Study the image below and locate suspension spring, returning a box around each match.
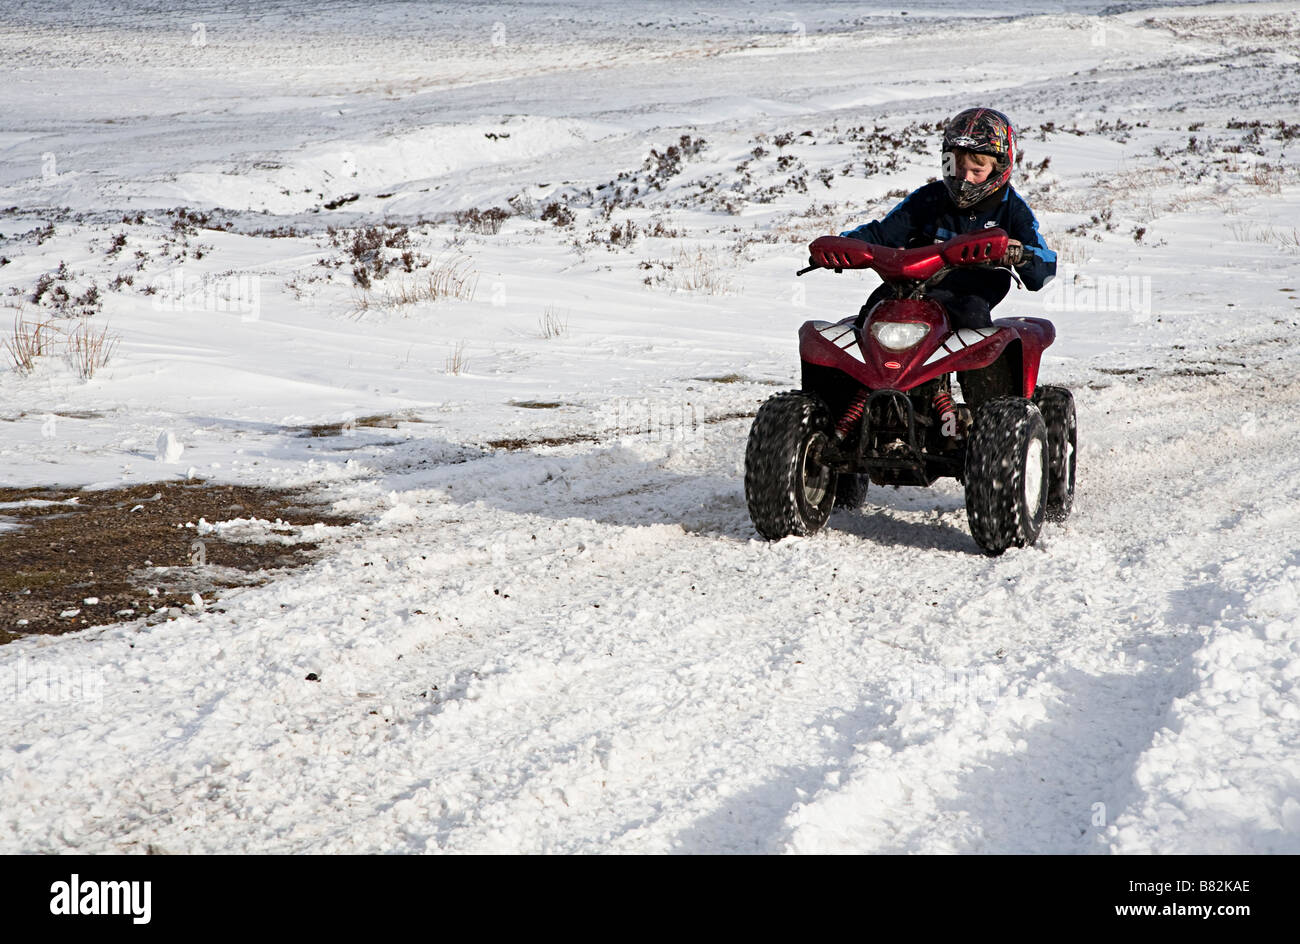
[836,387,870,438]
[932,389,961,437]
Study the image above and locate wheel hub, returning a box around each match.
[1024,437,1044,517]
[800,432,832,507]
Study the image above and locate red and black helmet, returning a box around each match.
[941,107,1016,209]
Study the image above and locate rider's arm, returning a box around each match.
[1006,193,1057,291]
[839,186,927,248]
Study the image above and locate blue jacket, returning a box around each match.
[840,182,1056,291]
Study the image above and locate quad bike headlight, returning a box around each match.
[870,321,930,351]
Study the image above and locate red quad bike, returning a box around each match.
[744,228,1076,555]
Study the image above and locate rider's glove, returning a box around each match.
[809,248,845,273]
[1004,243,1025,267]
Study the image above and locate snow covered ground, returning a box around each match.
[1,0,1298,853]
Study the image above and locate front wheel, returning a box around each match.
[745,391,838,540]
[964,397,1049,555]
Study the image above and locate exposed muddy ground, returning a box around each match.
[0,481,357,644]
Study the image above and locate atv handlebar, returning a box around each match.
[799,228,1018,281]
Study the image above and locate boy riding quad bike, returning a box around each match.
[743,109,1074,555]
[842,107,1058,329]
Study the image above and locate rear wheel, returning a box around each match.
[745,391,838,539]
[1034,386,1076,521]
[964,397,1049,555]
[834,472,869,509]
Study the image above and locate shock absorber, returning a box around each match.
[932,388,962,439]
[836,387,869,439]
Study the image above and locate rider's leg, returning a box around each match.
[855,282,894,327]
[931,289,993,330]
